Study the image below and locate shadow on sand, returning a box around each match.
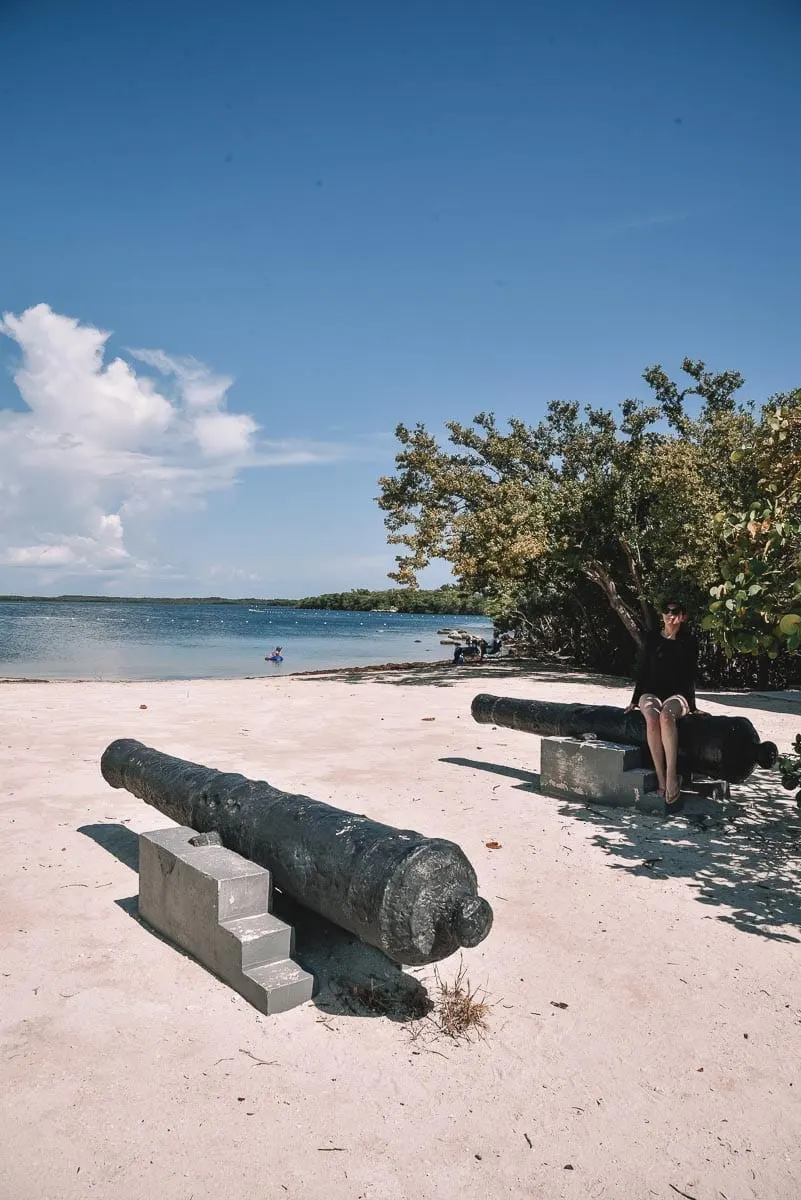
[78,822,430,1021]
[440,756,542,791]
[442,759,801,943]
[565,771,801,942]
[290,658,629,690]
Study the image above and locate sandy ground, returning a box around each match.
[2,660,801,1200]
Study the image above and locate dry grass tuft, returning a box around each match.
[430,958,491,1041]
[330,961,492,1042]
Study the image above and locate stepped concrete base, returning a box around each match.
[138,826,314,1015]
[540,736,672,813]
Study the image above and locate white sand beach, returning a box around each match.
[2,662,800,1199]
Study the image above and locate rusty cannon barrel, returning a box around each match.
[471,694,778,784]
[101,738,492,966]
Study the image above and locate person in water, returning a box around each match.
[625,599,698,812]
[265,645,283,663]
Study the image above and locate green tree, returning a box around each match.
[378,360,753,666]
[704,390,801,657]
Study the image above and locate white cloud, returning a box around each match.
[208,564,262,584]
[127,348,233,411]
[194,411,258,458]
[127,346,256,457]
[2,306,173,449]
[0,303,347,584]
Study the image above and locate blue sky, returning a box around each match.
[0,0,799,597]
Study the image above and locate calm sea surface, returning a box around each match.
[0,601,491,681]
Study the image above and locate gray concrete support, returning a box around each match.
[138,825,313,1015]
[539,736,665,813]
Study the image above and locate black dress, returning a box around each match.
[630,631,697,712]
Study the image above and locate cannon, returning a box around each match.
[471,695,778,784]
[101,739,493,966]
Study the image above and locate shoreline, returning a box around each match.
[4,656,799,710]
[0,658,445,685]
[0,654,538,686]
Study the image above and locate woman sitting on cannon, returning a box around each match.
[625,599,699,812]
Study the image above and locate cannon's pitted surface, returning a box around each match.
[101,738,493,965]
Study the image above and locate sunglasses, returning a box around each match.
[662,605,684,615]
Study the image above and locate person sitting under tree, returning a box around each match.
[624,599,699,814]
[452,635,488,665]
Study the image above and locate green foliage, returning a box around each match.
[778,734,801,792]
[377,359,755,673]
[293,587,486,615]
[703,391,801,657]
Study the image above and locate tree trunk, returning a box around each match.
[584,561,646,651]
[570,596,604,661]
[618,536,653,628]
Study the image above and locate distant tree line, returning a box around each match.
[377,359,801,688]
[0,587,487,616]
[0,594,299,606]
[292,586,486,614]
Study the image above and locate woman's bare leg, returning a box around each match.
[639,696,666,794]
[661,698,686,802]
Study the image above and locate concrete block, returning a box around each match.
[138,826,313,1015]
[540,736,658,807]
[243,960,319,1016]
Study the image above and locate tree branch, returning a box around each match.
[584,561,646,649]
[619,535,652,625]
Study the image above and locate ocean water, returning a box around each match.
[0,601,491,681]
